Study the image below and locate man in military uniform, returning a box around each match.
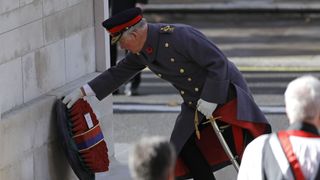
[63,8,271,180]
[109,0,148,95]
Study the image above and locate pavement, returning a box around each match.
[100,7,320,180]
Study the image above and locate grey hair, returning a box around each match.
[285,75,320,123]
[128,136,176,180]
[122,18,147,37]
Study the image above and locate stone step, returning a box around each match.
[144,2,320,14]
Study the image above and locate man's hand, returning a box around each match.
[62,88,84,109]
[197,99,217,119]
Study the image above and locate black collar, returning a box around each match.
[287,121,319,135]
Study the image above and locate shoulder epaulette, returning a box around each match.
[160,25,175,33]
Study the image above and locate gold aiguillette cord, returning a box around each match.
[194,109,222,140]
[194,109,201,140]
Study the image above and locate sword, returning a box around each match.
[194,110,240,172]
[208,116,240,172]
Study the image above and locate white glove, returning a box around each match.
[197,99,217,119]
[62,88,84,109]
[135,3,145,9]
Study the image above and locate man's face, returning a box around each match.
[119,32,141,54]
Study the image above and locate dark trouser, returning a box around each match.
[110,41,119,95]
[180,133,216,180]
[110,39,117,67]
[110,41,141,94]
[130,72,141,91]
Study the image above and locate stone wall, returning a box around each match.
[0,0,113,179]
[0,0,96,113]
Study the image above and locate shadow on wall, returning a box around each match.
[48,101,76,180]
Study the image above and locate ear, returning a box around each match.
[130,30,139,39]
[316,112,320,129]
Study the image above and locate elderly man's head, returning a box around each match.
[119,19,148,53]
[129,136,176,180]
[102,7,148,54]
[285,75,320,127]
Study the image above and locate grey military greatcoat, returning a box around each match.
[88,23,269,154]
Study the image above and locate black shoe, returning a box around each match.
[131,88,139,96]
[112,90,120,95]
[124,88,139,96]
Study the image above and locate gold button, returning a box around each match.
[180,68,185,73]
[170,58,175,62]
[158,73,162,77]
[165,43,169,47]
[180,90,185,95]
[188,77,192,82]
[195,87,199,92]
[188,101,193,105]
